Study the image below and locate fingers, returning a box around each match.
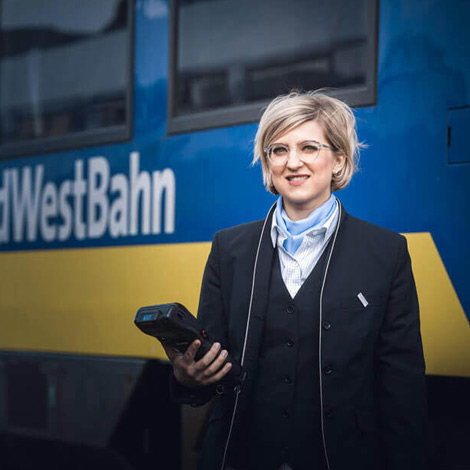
[205,362,232,384]
[196,345,233,385]
[170,339,233,388]
[193,342,222,371]
[181,339,201,366]
[201,347,228,377]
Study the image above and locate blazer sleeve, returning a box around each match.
[375,236,428,470]
[170,231,229,406]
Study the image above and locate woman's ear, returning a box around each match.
[333,153,346,174]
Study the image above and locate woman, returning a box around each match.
[164,91,427,470]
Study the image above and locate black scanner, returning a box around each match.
[134,302,242,380]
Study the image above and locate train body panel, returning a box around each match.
[0,0,469,372]
[0,1,469,468]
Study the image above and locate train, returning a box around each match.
[0,0,469,469]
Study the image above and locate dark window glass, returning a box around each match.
[0,0,133,157]
[168,0,377,133]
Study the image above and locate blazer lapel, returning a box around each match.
[241,208,275,367]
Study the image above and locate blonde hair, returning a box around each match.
[253,90,363,194]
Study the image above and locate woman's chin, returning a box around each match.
[282,191,330,211]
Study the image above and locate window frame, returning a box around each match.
[167,0,378,135]
[0,0,135,159]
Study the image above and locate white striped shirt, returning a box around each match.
[270,201,339,298]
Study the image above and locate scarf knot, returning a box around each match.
[274,195,337,255]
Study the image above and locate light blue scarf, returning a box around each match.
[275,194,337,255]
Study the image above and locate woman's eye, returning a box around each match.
[303,144,319,152]
[272,146,287,155]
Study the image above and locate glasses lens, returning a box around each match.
[299,142,321,161]
[268,144,288,165]
[267,141,322,165]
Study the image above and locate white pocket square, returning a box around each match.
[357,292,369,307]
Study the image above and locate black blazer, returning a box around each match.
[172,203,427,470]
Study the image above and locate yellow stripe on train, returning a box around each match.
[0,243,211,360]
[0,233,469,376]
[405,233,470,377]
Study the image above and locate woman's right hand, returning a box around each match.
[163,340,232,388]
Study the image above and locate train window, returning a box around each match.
[0,0,133,158]
[168,0,377,134]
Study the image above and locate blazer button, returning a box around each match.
[322,320,331,330]
[323,364,333,375]
[215,384,225,395]
[283,375,292,384]
[325,408,334,418]
[282,410,290,419]
[286,339,294,347]
[286,305,295,314]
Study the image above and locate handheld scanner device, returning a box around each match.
[134,302,242,379]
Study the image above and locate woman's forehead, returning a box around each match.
[275,119,326,143]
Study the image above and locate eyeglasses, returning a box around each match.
[264,140,336,166]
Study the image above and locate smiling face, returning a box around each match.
[269,120,345,221]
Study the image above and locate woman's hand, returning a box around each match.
[163,340,232,388]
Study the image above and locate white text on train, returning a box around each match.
[0,152,176,243]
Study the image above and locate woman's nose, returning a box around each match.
[286,152,304,169]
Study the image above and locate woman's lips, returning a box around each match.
[286,175,310,186]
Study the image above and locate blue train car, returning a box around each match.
[0,0,469,468]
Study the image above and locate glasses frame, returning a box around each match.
[264,140,336,166]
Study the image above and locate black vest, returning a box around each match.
[244,249,328,470]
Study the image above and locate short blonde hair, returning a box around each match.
[253,90,362,194]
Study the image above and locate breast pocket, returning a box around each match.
[337,293,386,311]
[329,293,386,353]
